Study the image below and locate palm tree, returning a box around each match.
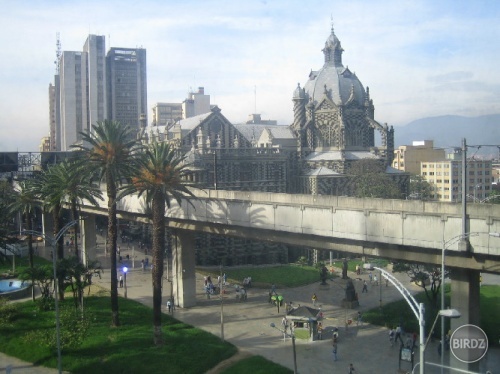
[37,165,67,300]
[9,179,40,301]
[123,141,195,345]
[41,159,103,262]
[72,120,140,327]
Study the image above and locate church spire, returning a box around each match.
[322,26,344,67]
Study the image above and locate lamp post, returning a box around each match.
[220,264,224,342]
[411,309,461,374]
[22,219,78,374]
[123,266,128,299]
[440,232,500,374]
[270,322,297,374]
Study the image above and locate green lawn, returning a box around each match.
[363,283,500,346]
[198,264,326,288]
[220,356,292,374]
[0,295,239,373]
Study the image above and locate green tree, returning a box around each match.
[123,141,195,345]
[58,256,102,310]
[347,159,401,198]
[40,159,102,261]
[36,166,65,300]
[9,179,40,300]
[408,174,432,200]
[72,120,140,327]
[392,262,447,307]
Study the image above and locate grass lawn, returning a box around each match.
[0,255,52,275]
[220,356,292,374]
[198,264,326,288]
[0,294,240,373]
[479,285,500,345]
[363,284,500,346]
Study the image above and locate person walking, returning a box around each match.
[395,325,404,345]
[167,299,172,313]
[362,280,368,293]
[312,293,318,306]
[332,336,338,361]
[369,272,373,283]
[348,363,355,373]
[119,275,123,288]
[356,311,362,326]
[317,322,323,340]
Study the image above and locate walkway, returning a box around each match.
[2,239,499,373]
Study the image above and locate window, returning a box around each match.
[430,172,435,176]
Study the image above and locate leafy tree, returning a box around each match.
[408,175,432,200]
[9,179,40,300]
[0,180,16,254]
[122,141,195,345]
[392,262,448,307]
[58,256,102,310]
[19,265,54,310]
[347,159,401,198]
[72,120,140,327]
[39,160,102,261]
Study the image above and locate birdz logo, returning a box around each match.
[450,324,488,363]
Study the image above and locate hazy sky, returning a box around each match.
[1,0,499,152]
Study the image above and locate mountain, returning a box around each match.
[393,114,500,158]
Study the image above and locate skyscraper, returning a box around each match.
[53,35,107,151]
[106,47,147,137]
[52,35,149,150]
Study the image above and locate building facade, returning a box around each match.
[50,36,146,150]
[392,140,445,175]
[106,47,148,136]
[421,150,492,202]
[53,35,107,151]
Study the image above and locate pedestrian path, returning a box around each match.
[2,238,499,373]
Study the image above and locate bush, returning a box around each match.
[0,297,18,327]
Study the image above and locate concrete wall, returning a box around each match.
[79,188,500,272]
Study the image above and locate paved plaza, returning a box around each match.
[1,239,499,373]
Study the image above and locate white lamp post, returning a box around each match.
[23,219,78,374]
[123,266,128,299]
[412,309,461,374]
[440,232,500,374]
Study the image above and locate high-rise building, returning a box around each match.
[50,35,147,150]
[83,35,107,134]
[106,47,147,137]
[54,35,107,151]
[151,103,182,127]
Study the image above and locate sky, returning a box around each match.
[1,0,500,152]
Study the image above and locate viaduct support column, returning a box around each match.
[450,268,481,372]
[81,215,96,266]
[172,230,196,308]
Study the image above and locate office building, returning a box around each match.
[107,47,147,136]
[392,140,445,175]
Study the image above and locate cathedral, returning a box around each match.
[145,28,408,265]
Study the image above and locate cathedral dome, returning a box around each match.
[303,28,366,106]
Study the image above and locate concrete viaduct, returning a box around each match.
[73,189,500,344]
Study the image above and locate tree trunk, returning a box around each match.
[152,192,165,345]
[107,176,120,327]
[26,211,35,301]
[53,206,65,301]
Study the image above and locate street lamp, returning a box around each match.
[123,267,128,299]
[412,309,461,374]
[270,322,297,374]
[440,232,499,374]
[22,219,78,374]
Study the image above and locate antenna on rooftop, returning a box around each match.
[55,32,61,74]
[254,85,257,114]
